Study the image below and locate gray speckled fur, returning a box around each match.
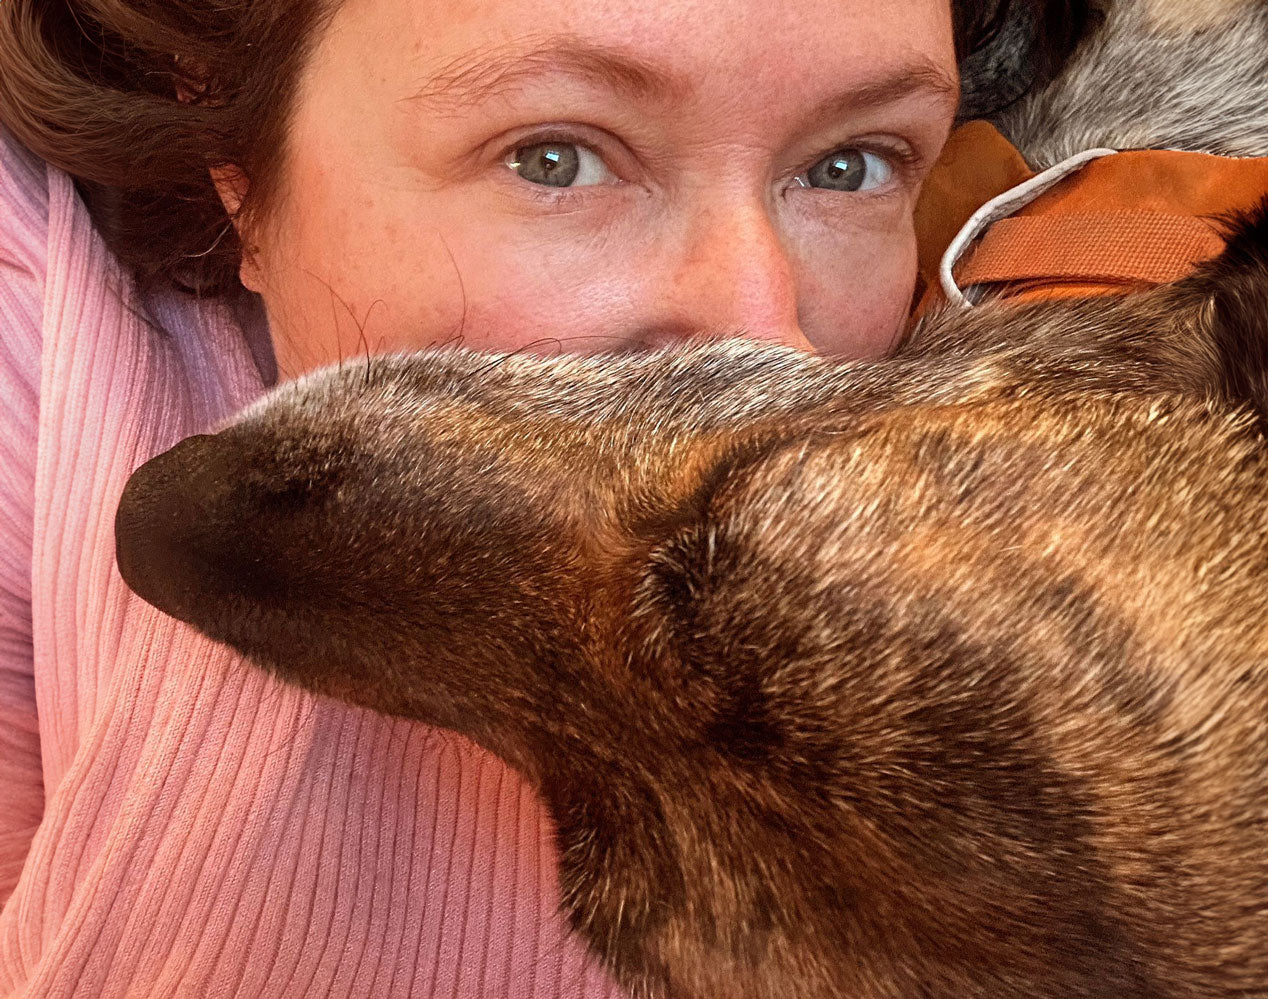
[993,0,1268,167]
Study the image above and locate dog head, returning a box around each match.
[114,205,1268,997]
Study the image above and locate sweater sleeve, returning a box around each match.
[0,125,47,906]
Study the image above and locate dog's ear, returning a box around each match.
[1197,197,1268,424]
[956,0,1103,120]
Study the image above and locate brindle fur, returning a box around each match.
[115,3,1268,997]
[116,208,1268,997]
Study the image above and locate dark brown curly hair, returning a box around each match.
[0,0,1097,300]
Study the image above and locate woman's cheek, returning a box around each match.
[792,212,918,358]
[433,222,657,352]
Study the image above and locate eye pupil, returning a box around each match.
[806,149,870,192]
[512,142,580,187]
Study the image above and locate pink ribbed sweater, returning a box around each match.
[0,128,625,997]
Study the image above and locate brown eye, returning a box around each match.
[507,141,616,188]
[802,148,893,192]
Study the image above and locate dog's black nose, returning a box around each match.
[114,432,256,628]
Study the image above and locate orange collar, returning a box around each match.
[912,122,1268,318]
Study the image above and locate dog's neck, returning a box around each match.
[993,0,1268,169]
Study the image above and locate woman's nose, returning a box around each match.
[640,203,813,352]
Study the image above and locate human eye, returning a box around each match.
[793,147,897,193]
[505,137,618,188]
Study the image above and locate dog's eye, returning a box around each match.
[506,141,617,188]
[798,149,893,192]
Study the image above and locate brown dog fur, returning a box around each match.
[115,0,1268,992]
[116,205,1268,997]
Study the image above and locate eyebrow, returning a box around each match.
[404,38,690,111]
[403,37,959,118]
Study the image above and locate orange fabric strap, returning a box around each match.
[913,122,1034,296]
[956,211,1229,289]
[911,122,1268,318]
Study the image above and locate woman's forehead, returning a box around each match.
[403,36,958,124]
[320,0,957,110]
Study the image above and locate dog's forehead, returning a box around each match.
[224,339,831,439]
[226,349,540,429]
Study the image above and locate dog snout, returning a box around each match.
[115,431,279,628]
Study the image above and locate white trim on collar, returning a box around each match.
[939,147,1119,308]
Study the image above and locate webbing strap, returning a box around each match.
[939,148,1117,307]
[956,211,1229,290]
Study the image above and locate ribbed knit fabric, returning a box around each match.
[0,127,626,998]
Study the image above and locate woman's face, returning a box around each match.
[226,0,958,380]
